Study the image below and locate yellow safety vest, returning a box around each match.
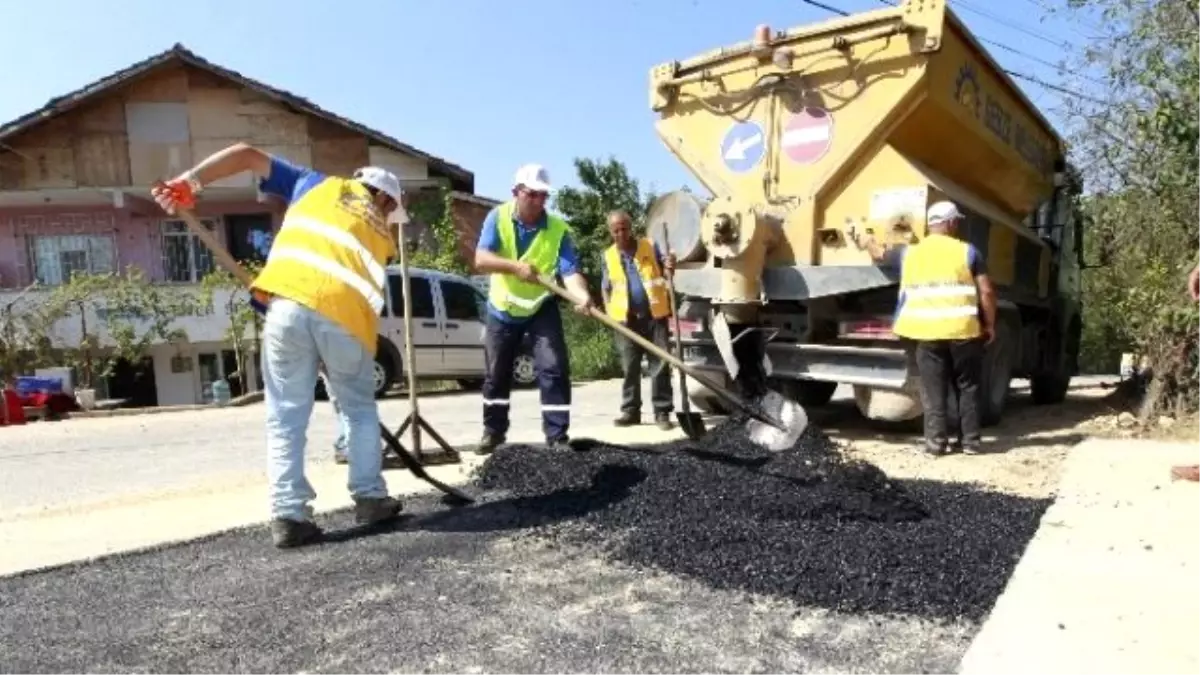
[487,201,569,318]
[251,176,396,355]
[892,233,983,341]
[604,238,670,321]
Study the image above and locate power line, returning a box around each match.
[800,0,849,17]
[1003,68,1108,104]
[948,0,1073,49]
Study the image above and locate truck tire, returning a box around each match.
[1030,319,1079,405]
[980,319,1017,427]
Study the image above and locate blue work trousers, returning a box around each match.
[482,302,571,441]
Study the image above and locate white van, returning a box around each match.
[318,267,538,398]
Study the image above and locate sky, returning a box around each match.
[0,0,1105,201]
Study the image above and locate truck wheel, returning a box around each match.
[980,320,1017,427]
[1030,319,1079,405]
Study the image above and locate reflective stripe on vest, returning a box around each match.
[891,234,982,341]
[487,201,569,318]
[604,238,671,321]
[251,176,396,354]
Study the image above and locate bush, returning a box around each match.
[561,305,622,381]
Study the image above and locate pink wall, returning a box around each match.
[0,200,283,289]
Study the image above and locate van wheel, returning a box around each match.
[374,352,397,398]
[513,353,537,388]
[980,320,1017,427]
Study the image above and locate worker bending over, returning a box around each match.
[473,164,592,454]
[601,210,677,430]
[153,143,404,548]
[858,201,996,456]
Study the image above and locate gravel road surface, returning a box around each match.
[0,378,1117,673]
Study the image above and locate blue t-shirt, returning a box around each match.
[600,240,665,318]
[888,243,987,323]
[258,156,325,207]
[476,206,581,324]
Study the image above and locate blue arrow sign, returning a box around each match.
[720,121,765,173]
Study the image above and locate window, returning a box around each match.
[442,280,482,321]
[161,219,218,283]
[385,274,435,318]
[29,235,116,286]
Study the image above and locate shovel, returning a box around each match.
[537,277,807,452]
[167,203,475,505]
[661,224,705,440]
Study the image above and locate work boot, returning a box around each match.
[613,411,640,427]
[353,496,403,526]
[654,412,674,431]
[921,443,947,457]
[476,432,505,456]
[1171,464,1199,482]
[271,518,324,549]
[546,436,574,452]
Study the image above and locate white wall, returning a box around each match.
[367,147,429,181]
[151,340,261,406]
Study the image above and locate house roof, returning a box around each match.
[0,43,474,192]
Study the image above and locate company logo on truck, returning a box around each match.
[955,64,1053,173]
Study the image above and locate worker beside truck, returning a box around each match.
[473,164,594,455]
[153,143,405,549]
[602,210,678,430]
[858,201,998,456]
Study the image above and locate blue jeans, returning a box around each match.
[262,299,388,522]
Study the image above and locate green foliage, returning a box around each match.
[561,308,622,381]
[406,187,469,275]
[32,269,202,389]
[1064,0,1199,417]
[199,260,265,392]
[553,157,658,282]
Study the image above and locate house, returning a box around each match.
[0,44,499,408]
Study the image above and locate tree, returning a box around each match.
[200,261,266,394]
[406,187,470,276]
[1062,0,1199,418]
[33,270,200,391]
[553,157,658,282]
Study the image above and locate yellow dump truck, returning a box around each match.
[645,0,1084,425]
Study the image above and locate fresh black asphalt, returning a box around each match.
[0,418,1051,673]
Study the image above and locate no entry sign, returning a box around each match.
[782,108,833,165]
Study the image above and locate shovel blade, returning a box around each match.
[746,389,809,452]
[676,412,707,440]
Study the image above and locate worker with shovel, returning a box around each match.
[152,143,404,549]
[473,164,593,455]
[601,210,677,430]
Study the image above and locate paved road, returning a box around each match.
[0,376,1116,516]
[0,379,695,514]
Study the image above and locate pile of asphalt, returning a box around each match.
[474,415,1043,621]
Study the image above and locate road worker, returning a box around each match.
[152,142,404,548]
[473,164,593,455]
[857,200,997,456]
[601,210,677,430]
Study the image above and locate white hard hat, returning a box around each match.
[927,201,963,225]
[513,163,553,192]
[352,166,403,203]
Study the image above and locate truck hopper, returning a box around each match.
[645,0,1084,424]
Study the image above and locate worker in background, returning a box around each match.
[152,143,404,549]
[601,210,677,430]
[856,200,996,456]
[473,164,593,455]
[1171,263,1199,482]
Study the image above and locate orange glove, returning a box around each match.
[150,177,199,214]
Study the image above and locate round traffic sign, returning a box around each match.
[782,108,833,165]
[719,120,766,174]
